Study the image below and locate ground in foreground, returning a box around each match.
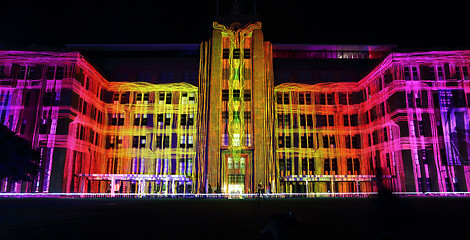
[0,197,468,239]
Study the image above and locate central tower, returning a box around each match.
[197,21,274,193]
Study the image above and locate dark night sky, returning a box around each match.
[1,0,469,49]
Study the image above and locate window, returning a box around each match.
[180,135,186,148]
[352,134,360,149]
[324,159,330,173]
[323,135,329,148]
[326,93,334,105]
[46,66,55,79]
[316,115,326,127]
[188,92,196,104]
[343,115,349,126]
[233,49,240,59]
[411,66,419,80]
[181,114,187,126]
[350,114,358,126]
[158,92,165,103]
[166,92,172,104]
[328,115,334,126]
[18,66,27,79]
[299,93,305,105]
[404,66,411,80]
[188,114,194,126]
[306,114,313,128]
[134,114,141,126]
[300,135,307,148]
[284,114,290,127]
[163,159,169,174]
[222,134,229,146]
[222,90,229,101]
[277,92,283,104]
[283,92,290,104]
[329,135,336,148]
[223,49,230,59]
[285,135,291,148]
[222,111,229,120]
[141,114,147,126]
[463,66,469,80]
[246,134,252,146]
[233,89,240,101]
[163,135,170,148]
[244,111,251,123]
[187,158,193,175]
[308,134,314,148]
[165,113,171,126]
[110,113,118,126]
[157,114,164,124]
[143,93,149,103]
[437,66,445,80]
[156,135,163,148]
[179,158,185,174]
[278,135,285,148]
[345,135,352,149]
[299,114,306,127]
[118,114,125,126]
[140,136,146,148]
[132,136,146,148]
[56,66,64,79]
[233,134,240,147]
[309,158,315,172]
[132,136,139,148]
[187,135,194,148]
[243,49,250,59]
[244,90,251,101]
[331,158,337,172]
[305,93,312,105]
[320,93,326,105]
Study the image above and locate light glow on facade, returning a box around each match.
[1,23,470,195]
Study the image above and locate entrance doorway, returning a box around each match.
[228,184,244,194]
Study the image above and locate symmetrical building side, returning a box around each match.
[0,21,469,194]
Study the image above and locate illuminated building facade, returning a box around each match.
[1,21,470,194]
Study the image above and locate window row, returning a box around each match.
[222,134,252,147]
[279,158,361,175]
[112,91,196,105]
[76,124,100,146]
[222,48,251,59]
[221,89,251,101]
[278,134,361,149]
[227,157,246,170]
[108,113,195,127]
[277,114,359,128]
[78,98,104,124]
[0,64,65,80]
[125,158,193,175]
[276,91,364,105]
[107,134,194,149]
[278,157,315,174]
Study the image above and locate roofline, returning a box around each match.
[272,44,397,52]
[65,44,201,51]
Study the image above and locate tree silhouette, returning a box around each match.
[0,125,40,182]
